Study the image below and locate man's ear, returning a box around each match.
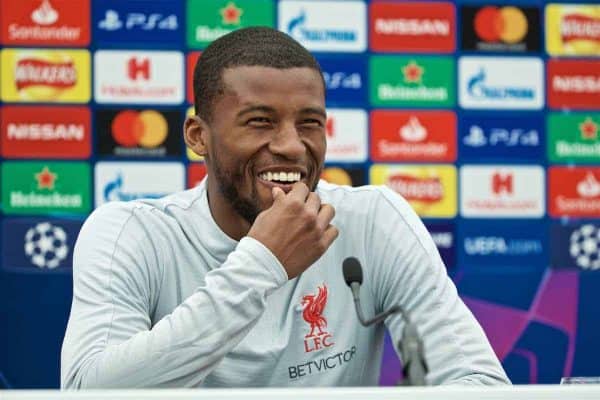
[184,115,209,157]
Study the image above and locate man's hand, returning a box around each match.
[248,182,338,279]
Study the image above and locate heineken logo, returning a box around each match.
[581,118,598,140]
[221,2,242,25]
[549,114,600,162]
[402,61,423,84]
[35,166,57,190]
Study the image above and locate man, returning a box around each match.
[61,27,509,388]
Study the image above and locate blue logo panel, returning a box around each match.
[551,222,600,270]
[459,220,548,267]
[93,0,183,46]
[459,114,544,162]
[317,56,367,105]
[425,223,455,269]
[2,218,83,271]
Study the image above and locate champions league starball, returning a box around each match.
[24,222,69,269]
[570,224,600,270]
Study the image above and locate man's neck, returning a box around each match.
[206,180,252,242]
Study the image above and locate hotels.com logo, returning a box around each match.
[301,285,334,353]
[492,172,513,195]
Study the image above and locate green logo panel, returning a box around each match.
[187,0,274,48]
[369,55,455,107]
[1,162,91,215]
[548,113,600,163]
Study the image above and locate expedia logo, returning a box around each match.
[15,58,76,90]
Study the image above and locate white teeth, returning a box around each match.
[259,171,301,183]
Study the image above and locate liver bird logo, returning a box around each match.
[301,284,329,338]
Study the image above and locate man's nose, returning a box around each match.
[268,122,305,160]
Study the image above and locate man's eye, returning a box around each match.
[301,119,323,127]
[248,117,271,125]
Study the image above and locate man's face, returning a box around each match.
[203,66,327,223]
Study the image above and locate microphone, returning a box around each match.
[342,257,428,386]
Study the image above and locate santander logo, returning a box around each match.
[31,0,59,26]
[301,284,334,353]
[577,173,600,198]
[399,116,427,142]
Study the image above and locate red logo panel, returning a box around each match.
[547,60,600,110]
[187,163,207,188]
[370,110,457,162]
[0,0,90,46]
[0,106,91,158]
[187,52,202,105]
[549,167,600,217]
[370,2,455,52]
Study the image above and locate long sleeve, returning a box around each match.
[367,187,510,385]
[60,202,287,388]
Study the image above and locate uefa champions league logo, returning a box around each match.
[24,222,69,269]
[570,224,600,270]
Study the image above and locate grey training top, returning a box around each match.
[61,180,510,388]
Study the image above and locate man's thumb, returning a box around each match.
[272,187,284,201]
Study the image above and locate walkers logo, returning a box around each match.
[1,162,90,215]
[549,167,600,218]
[460,115,543,161]
[94,0,182,45]
[279,1,366,52]
[187,163,207,188]
[548,113,600,163]
[324,109,367,163]
[0,0,90,46]
[94,50,183,104]
[370,110,456,162]
[1,219,81,270]
[460,165,545,218]
[317,56,366,105]
[461,5,540,52]
[459,221,547,268]
[370,2,455,53]
[95,162,184,206]
[552,223,600,270]
[546,4,600,57]
[187,52,201,104]
[96,109,182,157]
[0,106,91,159]
[2,218,83,270]
[187,0,273,48]
[1,49,90,103]
[301,285,334,353]
[425,223,455,268]
[321,167,365,187]
[370,56,454,107]
[459,57,544,110]
[547,60,600,109]
[370,164,457,218]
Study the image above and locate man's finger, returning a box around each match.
[272,187,285,202]
[287,182,310,202]
[306,192,321,214]
[316,204,335,230]
[321,224,339,248]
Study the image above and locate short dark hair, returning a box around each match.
[193,26,324,122]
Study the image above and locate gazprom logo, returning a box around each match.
[287,10,356,43]
[467,68,535,100]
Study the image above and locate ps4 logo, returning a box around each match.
[323,71,362,90]
[98,10,178,31]
[464,125,539,147]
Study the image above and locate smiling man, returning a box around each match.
[61,27,509,388]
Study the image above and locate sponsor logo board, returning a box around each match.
[460,114,544,161]
[321,167,365,187]
[279,1,366,52]
[325,109,367,163]
[187,0,274,48]
[187,163,207,188]
[187,52,201,104]
[95,109,182,157]
[548,113,600,163]
[549,167,600,218]
[0,106,91,159]
[370,164,457,218]
[461,5,540,52]
[547,60,600,109]
[0,48,90,103]
[94,0,183,45]
[460,165,545,218]
[317,56,367,105]
[1,161,91,215]
[551,223,600,270]
[370,110,456,162]
[546,4,600,57]
[95,162,184,206]
[370,55,454,107]
[459,221,547,267]
[425,223,455,268]
[94,50,183,104]
[0,0,90,46]
[1,218,82,270]
[459,56,544,110]
[370,2,455,52]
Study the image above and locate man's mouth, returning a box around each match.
[258,171,302,184]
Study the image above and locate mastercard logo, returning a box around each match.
[111,110,168,148]
[321,167,352,186]
[474,6,528,44]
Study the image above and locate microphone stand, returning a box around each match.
[399,319,428,386]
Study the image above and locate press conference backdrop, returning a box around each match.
[0,0,598,389]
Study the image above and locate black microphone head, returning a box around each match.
[343,257,363,286]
